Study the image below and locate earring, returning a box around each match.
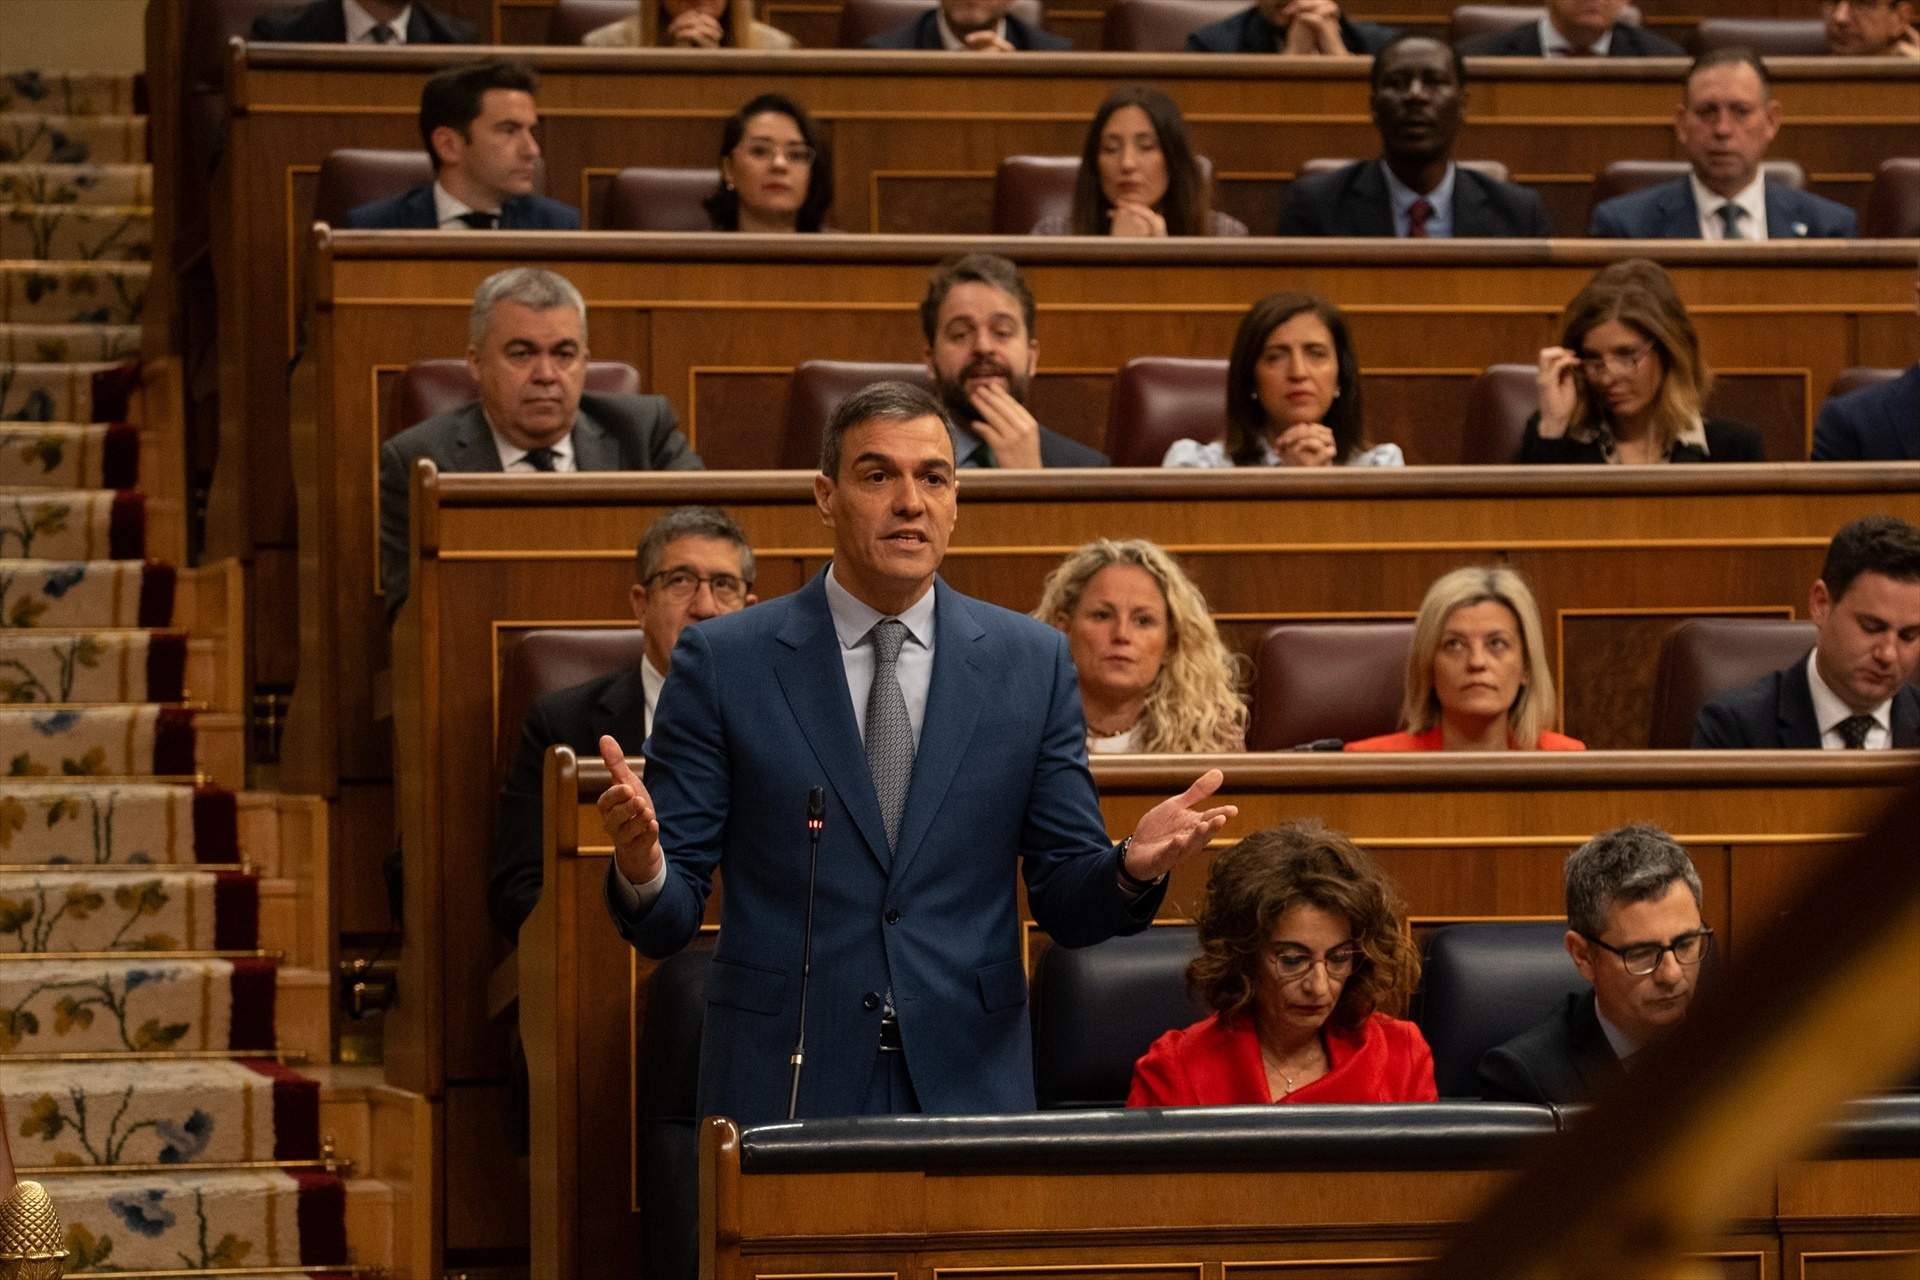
[724,179,735,191]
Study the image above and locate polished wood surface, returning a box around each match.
[522,750,1917,1280]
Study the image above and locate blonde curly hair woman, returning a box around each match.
[1034,538,1247,753]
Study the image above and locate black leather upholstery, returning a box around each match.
[1416,922,1587,1099]
[1030,926,1207,1109]
[636,945,712,1280]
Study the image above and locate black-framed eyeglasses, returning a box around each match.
[644,569,748,606]
[1579,926,1714,976]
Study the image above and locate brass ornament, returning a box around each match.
[0,1181,68,1280]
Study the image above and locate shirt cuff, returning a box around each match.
[611,855,669,915]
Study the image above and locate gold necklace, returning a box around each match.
[1261,1036,1325,1096]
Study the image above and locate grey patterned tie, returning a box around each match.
[1836,714,1875,749]
[864,619,914,851]
[1716,202,1744,241]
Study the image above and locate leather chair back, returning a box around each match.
[1104,357,1227,466]
[999,154,1218,234]
[1646,617,1817,748]
[390,359,642,435]
[1827,366,1903,403]
[1247,623,1413,750]
[1460,364,1538,465]
[550,0,640,41]
[1449,3,1640,43]
[495,627,652,781]
[1691,17,1827,54]
[635,945,713,1280]
[1865,158,1920,238]
[1416,923,1586,1099]
[1299,157,1512,184]
[313,149,435,226]
[1590,158,1805,219]
[779,361,932,469]
[601,167,722,230]
[1101,0,1244,51]
[837,0,1045,44]
[1030,926,1205,1108]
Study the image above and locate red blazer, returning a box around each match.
[1127,1010,1437,1107]
[1345,727,1586,752]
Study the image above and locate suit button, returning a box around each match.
[884,908,902,925]
[862,992,881,1011]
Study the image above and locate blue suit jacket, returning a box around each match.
[343,183,581,230]
[1588,175,1857,239]
[1692,651,1920,748]
[1812,364,1920,461]
[608,571,1161,1124]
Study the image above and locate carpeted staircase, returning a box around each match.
[2,68,385,1279]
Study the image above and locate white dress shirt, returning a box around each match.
[431,181,504,230]
[1691,171,1768,241]
[640,655,666,739]
[1806,650,1894,749]
[344,0,413,42]
[1594,1003,1639,1061]
[1538,14,1611,53]
[483,416,576,472]
[1382,161,1456,239]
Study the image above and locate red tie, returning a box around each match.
[1407,198,1433,239]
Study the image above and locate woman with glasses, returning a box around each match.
[1032,86,1248,237]
[1522,258,1763,464]
[1347,565,1584,752]
[702,94,833,233]
[1128,821,1435,1106]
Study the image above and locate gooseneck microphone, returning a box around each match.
[786,786,827,1120]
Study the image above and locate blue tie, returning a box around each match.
[1716,202,1744,240]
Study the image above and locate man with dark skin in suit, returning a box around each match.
[1373,37,1462,219]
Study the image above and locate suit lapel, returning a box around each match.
[889,580,988,881]
[448,405,506,471]
[772,576,894,868]
[1451,170,1491,237]
[598,664,649,730]
[310,1,349,40]
[1660,181,1699,238]
[1778,656,1823,747]
[399,185,439,230]
[1764,183,1810,239]
[570,407,619,470]
[1348,163,1396,237]
[1892,688,1919,748]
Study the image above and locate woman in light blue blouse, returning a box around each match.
[1164,292,1402,469]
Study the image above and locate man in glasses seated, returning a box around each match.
[1478,824,1711,1104]
[488,506,757,940]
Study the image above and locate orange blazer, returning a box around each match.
[1345,727,1586,752]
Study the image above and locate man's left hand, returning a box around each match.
[1123,769,1236,882]
[968,382,1044,468]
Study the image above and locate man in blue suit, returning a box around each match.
[1589,49,1856,239]
[598,381,1234,1125]
[1813,267,1920,461]
[344,60,580,230]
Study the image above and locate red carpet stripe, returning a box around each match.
[192,786,239,862]
[108,490,145,559]
[145,629,186,701]
[241,1058,322,1161]
[153,705,195,774]
[211,869,258,950]
[227,954,278,1052]
[293,1170,350,1266]
[100,422,140,488]
[136,560,174,626]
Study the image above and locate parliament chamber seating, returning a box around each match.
[635,947,712,1280]
[549,0,640,42]
[991,156,1080,236]
[1415,922,1586,1098]
[312,149,433,227]
[1828,365,1904,403]
[1866,157,1920,237]
[1301,157,1512,184]
[1100,0,1244,51]
[1247,623,1414,750]
[1646,617,1818,748]
[391,359,641,435]
[1448,3,1643,45]
[1461,364,1540,464]
[1590,159,1808,220]
[598,166,719,231]
[1029,925,1206,1108]
[1103,356,1226,465]
[494,628,651,779]
[779,360,931,468]
[1690,17,1829,55]
[834,0,1048,44]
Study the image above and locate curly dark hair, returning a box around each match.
[1188,821,1420,1029]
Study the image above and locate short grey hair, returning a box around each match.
[818,380,952,479]
[634,506,755,586]
[468,267,588,348]
[1564,824,1703,939]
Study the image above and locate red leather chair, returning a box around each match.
[1450,3,1641,44]
[1865,158,1920,238]
[495,628,651,781]
[779,361,932,469]
[1691,17,1827,54]
[1647,618,1816,748]
[1827,367,1904,403]
[1101,0,1243,51]
[1459,365,1537,465]
[993,156,1081,235]
[313,150,435,226]
[600,167,721,231]
[1246,623,1414,751]
[1104,358,1228,466]
[837,0,1046,44]
[1299,157,1513,184]
[1590,159,1805,222]
[550,0,640,41]
[390,359,642,435]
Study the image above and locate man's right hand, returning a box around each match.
[598,735,663,886]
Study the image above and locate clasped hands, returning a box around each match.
[1280,0,1353,54]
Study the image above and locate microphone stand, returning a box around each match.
[787,786,826,1120]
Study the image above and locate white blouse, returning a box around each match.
[1161,437,1405,469]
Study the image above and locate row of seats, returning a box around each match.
[549,0,1847,54]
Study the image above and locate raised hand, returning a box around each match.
[597,734,662,886]
[1122,768,1237,883]
[665,9,725,46]
[1108,200,1168,238]
[1535,346,1583,438]
[968,382,1044,469]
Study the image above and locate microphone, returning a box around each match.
[1289,737,1345,752]
[787,786,827,1120]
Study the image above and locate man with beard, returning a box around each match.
[864,0,1071,48]
[1277,34,1553,237]
[917,255,1109,469]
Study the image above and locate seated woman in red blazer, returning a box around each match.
[1347,565,1585,752]
[1128,821,1436,1106]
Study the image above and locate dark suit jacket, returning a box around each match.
[1185,6,1396,52]
[379,393,699,616]
[1277,160,1553,237]
[607,572,1163,1124]
[248,0,477,42]
[491,664,649,939]
[1454,19,1683,55]
[343,183,581,231]
[1691,650,1920,748]
[1812,364,1920,461]
[962,425,1110,468]
[1589,175,1858,239]
[863,9,1070,47]
[1476,990,1622,1104]
[1518,414,1766,463]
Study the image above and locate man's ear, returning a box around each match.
[1565,929,1597,985]
[813,470,835,526]
[628,582,648,625]
[465,345,483,384]
[1810,578,1833,625]
[430,124,463,170]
